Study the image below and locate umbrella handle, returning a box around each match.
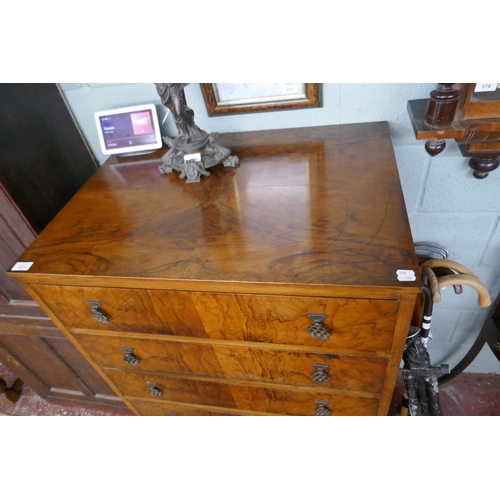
[437,274,491,308]
[422,267,441,303]
[420,258,478,278]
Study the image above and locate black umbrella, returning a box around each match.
[401,281,443,416]
[401,259,491,416]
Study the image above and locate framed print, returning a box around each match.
[201,83,320,115]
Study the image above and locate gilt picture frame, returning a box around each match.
[201,83,320,116]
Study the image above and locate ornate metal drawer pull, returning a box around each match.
[147,382,163,398]
[315,401,332,416]
[307,314,330,340]
[86,300,110,324]
[121,347,140,365]
[311,363,331,383]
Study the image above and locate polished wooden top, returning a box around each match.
[12,122,420,294]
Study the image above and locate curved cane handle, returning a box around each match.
[422,267,441,303]
[437,274,491,308]
[420,259,478,278]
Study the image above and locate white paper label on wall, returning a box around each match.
[184,153,201,163]
[474,83,498,92]
[11,262,34,271]
[396,269,416,281]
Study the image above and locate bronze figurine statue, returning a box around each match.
[155,83,238,183]
[156,84,201,141]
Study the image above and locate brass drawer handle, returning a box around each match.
[307,314,330,340]
[146,382,163,398]
[311,363,331,383]
[121,347,140,365]
[86,300,110,324]
[315,401,332,416]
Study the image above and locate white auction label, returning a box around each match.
[396,269,416,281]
[474,83,498,92]
[11,262,34,271]
[184,153,201,162]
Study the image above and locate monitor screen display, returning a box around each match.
[95,104,163,156]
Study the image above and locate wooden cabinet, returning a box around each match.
[0,84,125,409]
[9,122,421,415]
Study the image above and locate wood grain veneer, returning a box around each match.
[31,285,400,352]
[105,369,380,416]
[73,333,389,393]
[9,122,421,416]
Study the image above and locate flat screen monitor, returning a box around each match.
[95,104,162,156]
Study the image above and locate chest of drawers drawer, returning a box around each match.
[104,369,380,416]
[30,284,400,354]
[73,333,389,394]
[129,399,246,416]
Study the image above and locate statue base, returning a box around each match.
[159,131,239,183]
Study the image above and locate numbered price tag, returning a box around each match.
[474,83,498,92]
[183,153,201,163]
[396,269,416,282]
[11,262,34,271]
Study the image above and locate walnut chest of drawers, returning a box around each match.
[9,122,421,416]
